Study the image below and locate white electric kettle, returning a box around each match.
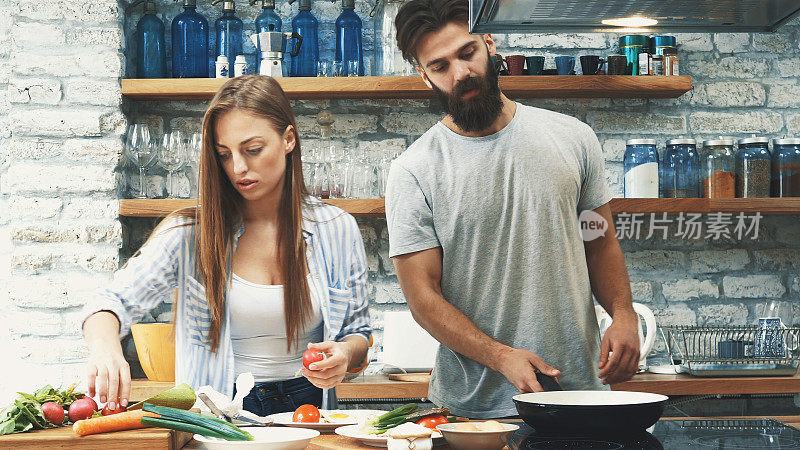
[594,302,657,370]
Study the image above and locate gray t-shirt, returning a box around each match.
[385,103,612,418]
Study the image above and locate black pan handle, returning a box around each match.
[536,371,564,391]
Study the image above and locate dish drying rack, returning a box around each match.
[662,325,800,376]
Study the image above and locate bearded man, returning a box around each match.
[384,0,642,418]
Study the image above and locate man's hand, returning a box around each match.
[598,311,640,385]
[497,348,561,393]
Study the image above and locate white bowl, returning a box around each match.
[193,427,320,449]
[435,422,519,450]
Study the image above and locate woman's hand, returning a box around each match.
[86,340,131,410]
[299,341,352,389]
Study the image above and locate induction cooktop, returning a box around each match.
[508,418,800,449]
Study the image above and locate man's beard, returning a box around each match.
[430,56,503,133]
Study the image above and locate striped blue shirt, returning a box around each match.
[82,198,372,403]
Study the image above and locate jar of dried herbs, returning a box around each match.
[772,138,800,197]
[701,139,736,198]
[736,137,772,198]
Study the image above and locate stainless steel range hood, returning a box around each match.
[469,0,800,33]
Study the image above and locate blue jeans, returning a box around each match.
[235,377,322,416]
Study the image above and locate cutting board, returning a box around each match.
[387,373,431,383]
[0,426,193,449]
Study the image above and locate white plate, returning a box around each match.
[335,424,444,448]
[267,409,387,432]
[193,427,320,450]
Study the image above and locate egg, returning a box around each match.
[321,412,352,423]
[479,420,506,432]
[454,422,480,431]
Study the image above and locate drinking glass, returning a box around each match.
[159,131,187,198]
[346,158,377,198]
[346,60,359,77]
[126,124,154,199]
[317,59,331,77]
[332,61,344,77]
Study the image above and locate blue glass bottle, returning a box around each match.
[335,0,364,76]
[736,137,771,198]
[172,0,210,78]
[254,0,283,75]
[624,139,660,198]
[136,0,167,78]
[772,138,800,197]
[291,0,319,77]
[213,0,244,78]
[662,138,699,198]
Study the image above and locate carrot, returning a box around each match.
[72,410,161,436]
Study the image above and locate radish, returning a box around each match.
[41,402,65,425]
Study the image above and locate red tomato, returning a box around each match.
[416,414,449,430]
[302,349,326,369]
[101,399,126,416]
[292,404,321,423]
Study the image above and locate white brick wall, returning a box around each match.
[1,0,125,398]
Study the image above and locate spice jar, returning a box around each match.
[619,35,649,75]
[772,138,800,197]
[663,48,679,76]
[701,139,736,198]
[736,137,771,198]
[624,139,660,198]
[662,138,699,198]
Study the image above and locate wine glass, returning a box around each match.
[186,133,202,197]
[126,124,153,199]
[159,131,187,198]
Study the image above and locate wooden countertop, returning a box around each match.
[178,415,800,449]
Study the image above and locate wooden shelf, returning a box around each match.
[118,198,385,218]
[119,198,800,218]
[121,75,692,100]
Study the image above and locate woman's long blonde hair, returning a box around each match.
[165,75,312,352]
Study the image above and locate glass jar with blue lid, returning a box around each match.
[662,138,699,198]
[772,138,800,197]
[624,139,660,198]
[701,139,736,198]
[736,137,771,198]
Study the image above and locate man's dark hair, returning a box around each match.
[395,0,469,64]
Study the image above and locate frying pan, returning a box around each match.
[513,373,668,432]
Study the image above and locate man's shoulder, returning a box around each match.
[516,103,593,135]
[392,122,446,173]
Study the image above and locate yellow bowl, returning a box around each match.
[131,323,176,382]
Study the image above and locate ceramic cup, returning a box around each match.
[580,55,605,75]
[505,55,525,76]
[607,55,628,75]
[525,56,545,75]
[555,56,575,75]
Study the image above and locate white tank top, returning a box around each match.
[228,273,324,382]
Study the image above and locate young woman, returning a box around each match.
[81,75,371,416]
